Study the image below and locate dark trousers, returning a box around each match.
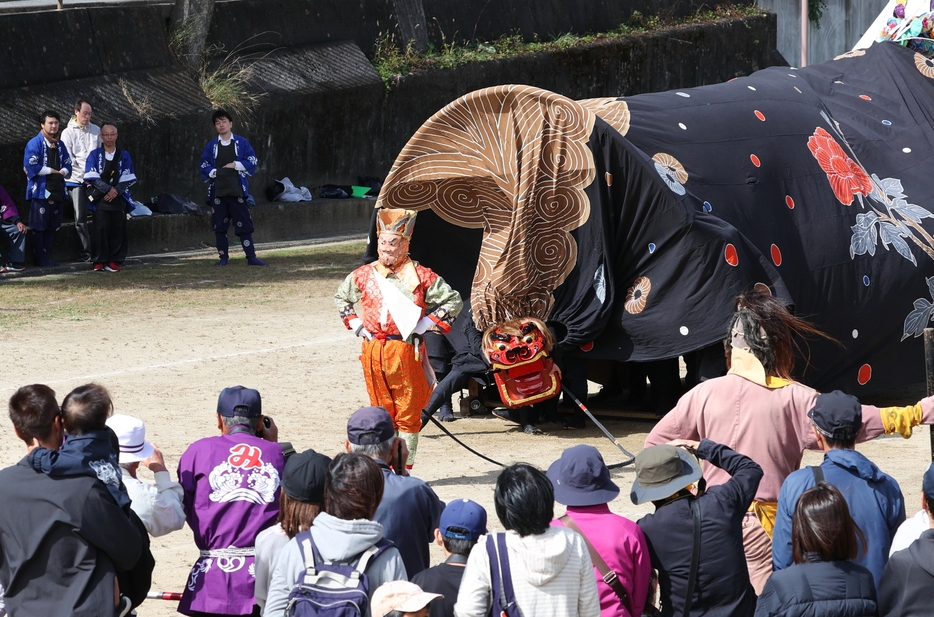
[92,207,128,263]
[211,196,256,258]
[1,220,26,264]
[28,198,63,265]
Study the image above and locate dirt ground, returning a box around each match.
[0,239,931,616]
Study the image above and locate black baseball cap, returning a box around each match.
[281,449,331,503]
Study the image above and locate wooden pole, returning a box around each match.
[924,328,934,461]
[800,0,808,67]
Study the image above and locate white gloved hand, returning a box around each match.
[413,315,436,335]
[349,317,373,341]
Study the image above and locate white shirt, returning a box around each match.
[254,524,290,612]
[121,467,186,537]
[889,509,931,556]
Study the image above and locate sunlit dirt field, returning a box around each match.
[1,239,930,616]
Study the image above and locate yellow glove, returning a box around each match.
[879,404,923,438]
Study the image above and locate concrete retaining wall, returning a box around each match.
[0,0,778,263]
[205,0,732,56]
[46,198,374,262]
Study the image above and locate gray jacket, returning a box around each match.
[263,511,407,616]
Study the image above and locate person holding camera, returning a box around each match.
[633,439,762,617]
[83,122,136,273]
[344,406,445,578]
[176,386,285,617]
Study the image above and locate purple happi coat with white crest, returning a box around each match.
[177,431,284,615]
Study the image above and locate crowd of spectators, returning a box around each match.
[1,382,932,617]
[2,292,934,617]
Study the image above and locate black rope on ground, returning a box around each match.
[428,415,505,467]
[428,387,638,469]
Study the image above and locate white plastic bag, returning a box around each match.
[274,177,313,202]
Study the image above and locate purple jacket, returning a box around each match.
[552,505,652,617]
[177,432,284,615]
[0,184,19,223]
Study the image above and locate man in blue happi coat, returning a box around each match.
[84,122,137,272]
[199,109,266,267]
[23,110,73,267]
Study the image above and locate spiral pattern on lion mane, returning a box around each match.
[376,85,597,332]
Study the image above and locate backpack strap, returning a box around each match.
[496,534,518,612]
[297,532,318,576]
[353,544,382,577]
[486,535,504,615]
[682,498,702,617]
[486,534,516,617]
[560,515,633,616]
[347,537,393,580]
[810,465,825,485]
[486,533,519,617]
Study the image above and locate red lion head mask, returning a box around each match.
[482,318,561,407]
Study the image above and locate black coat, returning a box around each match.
[638,439,762,617]
[878,528,934,617]
[755,560,877,617]
[0,458,142,617]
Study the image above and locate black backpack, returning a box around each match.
[286,532,391,617]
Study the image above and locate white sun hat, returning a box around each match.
[105,414,155,464]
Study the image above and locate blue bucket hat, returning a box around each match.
[547,444,620,507]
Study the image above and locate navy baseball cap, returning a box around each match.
[347,406,395,445]
[217,386,262,417]
[439,499,487,541]
[808,390,862,441]
[547,444,620,507]
[923,463,934,500]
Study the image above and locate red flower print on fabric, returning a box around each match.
[807,127,873,205]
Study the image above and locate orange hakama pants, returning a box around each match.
[360,339,431,434]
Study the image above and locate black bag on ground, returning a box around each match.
[357,176,383,193]
[266,180,286,202]
[319,185,352,199]
[150,193,207,215]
